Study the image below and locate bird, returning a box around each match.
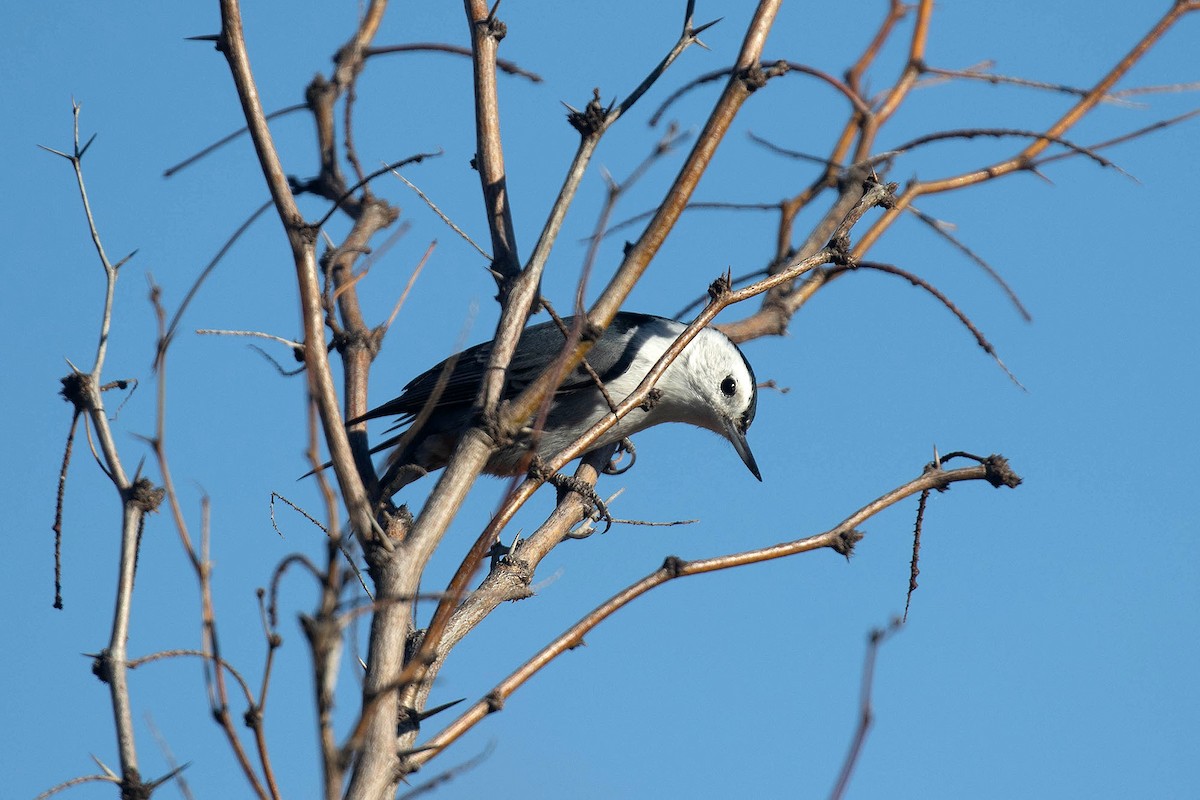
[351,312,762,495]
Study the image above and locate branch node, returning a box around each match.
[738,62,770,92]
[483,690,505,714]
[708,272,733,300]
[661,555,688,578]
[832,528,866,559]
[59,371,90,411]
[638,388,663,412]
[126,477,165,514]
[567,88,607,137]
[981,454,1022,488]
[243,706,262,730]
[480,4,507,41]
[580,318,605,344]
[91,649,114,684]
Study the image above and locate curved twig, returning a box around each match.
[366,42,543,82]
[650,58,867,126]
[833,260,1025,389]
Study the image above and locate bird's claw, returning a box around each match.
[602,438,637,476]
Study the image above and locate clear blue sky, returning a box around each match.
[5,2,1198,798]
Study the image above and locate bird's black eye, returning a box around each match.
[720,376,737,396]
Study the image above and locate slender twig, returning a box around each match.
[383,241,434,331]
[829,619,904,800]
[313,150,441,231]
[127,649,257,705]
[395,743,495,800]
[161,200,274,357]
[33,774,121,799]
[145,713,196,800]
[163,103,308,177]
[1033,107,1200,168]
[148,282,274,799]
[391,170,491,259]
[832,260,1025,388]
[903,206,1032,321]
[197,329,303,351]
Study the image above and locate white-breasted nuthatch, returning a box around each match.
[353,312,761,494]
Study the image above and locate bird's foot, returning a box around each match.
[529,457,613,534]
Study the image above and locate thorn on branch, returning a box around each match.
[415,697,467,723]
[185,32,224,52]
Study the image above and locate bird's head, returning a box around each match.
[664,327,761,481]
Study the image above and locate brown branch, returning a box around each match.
[846,0,910,93]
[464,0,521,287]
[1032,107,1200,168]
[414,457,1020,766]
[854,1,1200,257]
[127,649,257,707]
[904,487,929,623]
[218,0,375,549]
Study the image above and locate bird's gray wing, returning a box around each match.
[351,313,658,424]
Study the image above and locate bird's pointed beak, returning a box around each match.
[723,416,762,481]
